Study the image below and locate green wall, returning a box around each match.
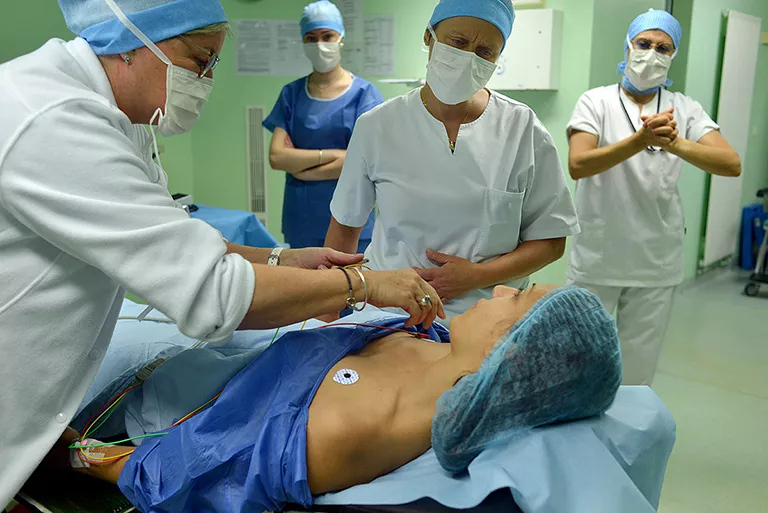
[589,0,667,88]
[740,2,768,206]
[156,134,195,194]
[188,0,600,285]
[512,0,597,285]
[3,0,768,286]
[668,0,694,91]
[0,2,70,63]
[191,0,768,284]
[677,0,768,277]
[189,0,438,236]
[743,31,768,205]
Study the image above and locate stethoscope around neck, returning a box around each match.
[618,83,664,153]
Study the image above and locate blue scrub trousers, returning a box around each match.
[286,237,372,254]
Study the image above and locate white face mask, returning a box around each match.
[151,66,214,137]
[425,26,498,105]
[304,41,343,73]
[103,0,214,138]
[624,39,676,91]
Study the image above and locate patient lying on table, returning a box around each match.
[71,285,622,512]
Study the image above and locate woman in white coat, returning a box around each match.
[0,0,442,504]
[326,0,580,323]
[566,10,741,386]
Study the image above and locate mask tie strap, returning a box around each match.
[103,0,173,66]
[104,1,176,149]
[148,107,165,170]
[428,25,439,45]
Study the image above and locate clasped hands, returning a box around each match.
[639,107,680,150]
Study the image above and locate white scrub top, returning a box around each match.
[0,38,254,504]
[331,89,580,320]
[566,85,719,287]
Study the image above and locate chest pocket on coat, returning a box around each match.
[478,189,525,259]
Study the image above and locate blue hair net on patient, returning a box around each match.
[432,287,622,474]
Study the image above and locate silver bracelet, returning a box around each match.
[268,247,284,266]
[349,267,368,311]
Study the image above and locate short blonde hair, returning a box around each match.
[185,22,232,36]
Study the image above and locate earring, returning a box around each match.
[123,53,132,65]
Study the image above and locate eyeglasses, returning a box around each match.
[179,35,220,78]
[632,38,675,56]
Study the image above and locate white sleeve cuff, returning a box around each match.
[178,254,255,343]
[521,223,581,242]
[566,122,599,138]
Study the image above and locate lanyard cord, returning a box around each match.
[618,84,663,153]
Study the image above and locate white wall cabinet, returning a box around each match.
[487,9,563,91]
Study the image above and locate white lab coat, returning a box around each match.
[0,38,254,504]
[565,85,719,386]
[331,89,580,320]
[566,85,719,287]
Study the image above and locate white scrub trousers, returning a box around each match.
[569,282,676,386]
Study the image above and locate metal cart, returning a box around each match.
[744,188,768,297]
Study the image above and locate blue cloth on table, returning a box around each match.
[72,302,197,434]
[190,204,277,248]
[318,387,673,513]
[263,76,383,245]
[80,301,675,513]
[116,315,449,513]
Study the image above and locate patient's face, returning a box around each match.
[450,285,558,358]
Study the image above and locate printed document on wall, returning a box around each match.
[336,0,365,75]
[236,19,312,76]
[364,16,395,76]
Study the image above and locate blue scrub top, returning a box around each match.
[263,75,384,247]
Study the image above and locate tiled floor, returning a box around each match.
[654,270,768,513]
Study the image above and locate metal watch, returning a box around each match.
[268,247,284,266]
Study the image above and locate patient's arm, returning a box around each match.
[73,444,133,483]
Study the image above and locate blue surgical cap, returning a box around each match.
[625,9,683,53]
[429,0,515,43]
[301,1,345,38]
[432,286,622,473]
[617,9,682,90]
[58,0,228,55]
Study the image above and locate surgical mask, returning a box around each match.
[624,39,676,92]
[104,0,214,139]
[150,66,214,137]
[304,42,343,73]
[425,26,498,105]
